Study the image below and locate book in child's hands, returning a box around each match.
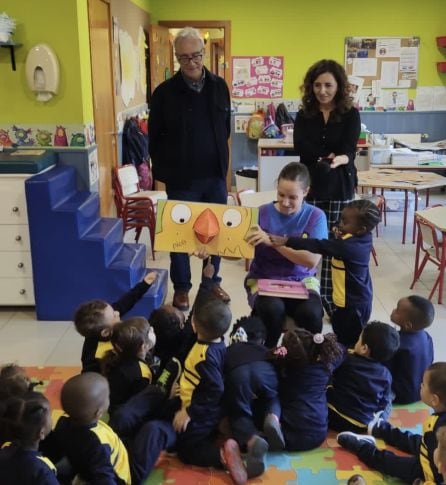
[257,279,309,299]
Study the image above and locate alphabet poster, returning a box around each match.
[232,56,284,98]
[154,200,258,258]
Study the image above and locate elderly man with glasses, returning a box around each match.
[149,27,231,311]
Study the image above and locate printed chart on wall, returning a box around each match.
[232,56,284,98]
[345,37,419,110]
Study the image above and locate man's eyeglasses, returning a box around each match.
[176,52,204,65]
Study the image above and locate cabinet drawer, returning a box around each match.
[0,252,33,277]
[0,278,34,305]
[0,178,28,224]
[0,225,31,251]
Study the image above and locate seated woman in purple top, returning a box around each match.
[245,162,328,347]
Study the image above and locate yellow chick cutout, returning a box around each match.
[154,200,259,259]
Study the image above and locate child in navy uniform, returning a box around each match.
[53,372,176,484]
[173,296,248,485]
[271,198,381,346]
[387,295,434,404]
[338,362,446,485]
[102,317,181,438]
[224,316,282,478]
[150,254,217,371]
[328,321,400,433]
[275,328,343,451]
[74,271,158,373]
[0,392,58,485]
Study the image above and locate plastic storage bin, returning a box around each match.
[368,146,392,165]
[235,168,258,191]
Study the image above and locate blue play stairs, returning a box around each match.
[25,165,168,321]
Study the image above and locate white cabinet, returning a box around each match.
[0,175,35,304]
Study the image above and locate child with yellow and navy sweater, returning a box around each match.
[327,321,400,433]
[173,295,248,485]
[271,198,381,347]
[0,391,58,485]
[338,362,446,485]
[387,295,435,404]
[74,271,158,373]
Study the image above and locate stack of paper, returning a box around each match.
[391,148,436,166]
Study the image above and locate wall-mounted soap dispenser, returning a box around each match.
[25,44,60,102]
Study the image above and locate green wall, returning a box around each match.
[0,0,90,124]
[149,0,446,98]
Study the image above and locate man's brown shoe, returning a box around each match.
[173,290,190,311]
[212,284,231,303]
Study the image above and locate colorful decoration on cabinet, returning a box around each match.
[35,129,52,146]
[70,133,86,147]
[53,125,68,146]
[0,129,14,147]
[12,125,35,146]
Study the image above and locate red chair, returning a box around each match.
[410,207,445,303]
[112,165,166,259]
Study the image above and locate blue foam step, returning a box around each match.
[55,191,100,237]
[109,243,147,286]
[82,218,125,265]
[123,268,169,319]
[27,165,77,208]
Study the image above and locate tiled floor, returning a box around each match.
[1,191,445,366]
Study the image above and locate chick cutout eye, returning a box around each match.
[171,204,192,224]
[222,208,242,228]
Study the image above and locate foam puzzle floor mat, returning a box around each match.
[29,366,430,485]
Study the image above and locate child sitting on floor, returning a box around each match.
[0,392,57,484]
[274,328,343,451]
[327,321,400,433]
[0,363,39,400]
[337,362,446,485]
[173,295,248,485]
[74,271,158,373]
[102,316,181,437]
[224,316,282,478]
[53,372,176,484]
[387,294,434,404]
[150,254,216,371]
[434,426,446,483]
[271,198,381,347]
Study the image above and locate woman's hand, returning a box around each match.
[245,227,273,246]
[330,154,349,168]
[269,235,288,246]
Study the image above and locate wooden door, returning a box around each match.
[148,25,173,94]
[88,0,117,216]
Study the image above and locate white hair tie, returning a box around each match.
[313,333,324,344]
[231,327,248,344]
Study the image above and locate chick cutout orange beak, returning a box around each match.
[193,208,220,244]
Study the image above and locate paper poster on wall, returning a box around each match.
[348,75,364,103]
[232,56,284,98]
[154,200,258,258]
[381,89,408,109]
[234,116,250,133]
[345,36,419,88]
[119,29,138,106]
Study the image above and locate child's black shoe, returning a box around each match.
[337,431,376,453]
[156,357,182,398]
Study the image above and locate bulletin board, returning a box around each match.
[232,56,284,98]
[344,37,419,88]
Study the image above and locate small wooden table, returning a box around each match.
[357,169,446,244]
[414,205,446,303]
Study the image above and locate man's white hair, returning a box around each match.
[174,27,204,52]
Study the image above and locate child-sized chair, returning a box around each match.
[112,164,166,259]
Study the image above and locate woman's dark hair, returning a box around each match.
[0,392,50,446]
[300,59,352,119]
[102,317,152,375]
[279,328,342,369]
[278,162,311,190]
[346,199,381,233]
